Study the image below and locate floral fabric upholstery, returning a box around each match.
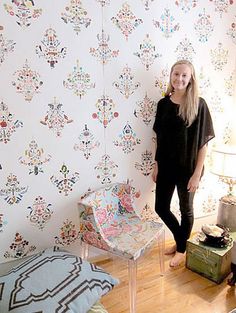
[79,183,163,260]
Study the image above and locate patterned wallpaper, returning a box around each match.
[0,0,236,263]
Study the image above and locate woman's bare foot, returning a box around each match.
[169,252,185,268]
[165,244,176,255]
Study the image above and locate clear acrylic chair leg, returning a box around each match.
[157,228,165,275]
[81,240,89,260]
[128,259,137,313]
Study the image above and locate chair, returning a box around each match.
[78,182,165,313]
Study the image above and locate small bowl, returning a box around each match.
[201,224,230,247]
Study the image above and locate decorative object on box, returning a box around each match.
[0,246,119,313]
[228,240,236,286]
[211,145,236,231]
[200,224,231,248]
[78,182,165,313]
[186,233,235,284]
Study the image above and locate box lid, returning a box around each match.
[187,232,236,256]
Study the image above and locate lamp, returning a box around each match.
[211,145,236,231]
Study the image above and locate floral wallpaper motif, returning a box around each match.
[113,64,140,98]
[153,8,180,38]
[61,0,91,34]
[50,164,80,196]
[12,60,43,101]
[155,65,169,97]
[63,60,95,98]
[225,70,236,96]
[135,150,156,176]
[0,174,28,205]
[134,34,161,70]
[227,18,236,43]
[55,219,79,246]
[175,0,198,13]
[198,67,211,96]
[92,95,119,127]
[0,0,235,264]
[95,154,118,185]
[90,30,119,65]
[0,101,23,143]
[40,97,73,137]
[4,0,42,28]
[175,37,196,61]
[96,0,110,7]
[0,213,7,233]
[194,9,214,43]
[4,232,36,259]
[209,0,234,17]
[111,2,143,41]
[134,93,157,126]
[74,124,100,159]
[0,33,15,64]
[210,42,228,70]
[36,28,67,69]
[27,196,53,230]
[113,122,141,154]
[19,140,51,175]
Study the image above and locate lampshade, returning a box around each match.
[211,146,236,179]
[211,145,236,231]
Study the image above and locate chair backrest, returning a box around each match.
[79,183,137,242]
[81,183,135,219]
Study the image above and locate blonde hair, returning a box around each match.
[166,60,199,127]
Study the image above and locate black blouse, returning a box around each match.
[153,96,215,175]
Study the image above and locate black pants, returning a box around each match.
[155,166,195,253]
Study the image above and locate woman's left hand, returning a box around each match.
[187,174,200,192]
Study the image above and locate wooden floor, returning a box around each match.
[93,241,236,313]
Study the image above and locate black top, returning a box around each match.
[153,96,215,175]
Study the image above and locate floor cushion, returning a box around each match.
[0,246,118,313]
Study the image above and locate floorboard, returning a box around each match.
[93,241,236,313]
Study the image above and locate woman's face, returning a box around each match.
[170,64,192,92]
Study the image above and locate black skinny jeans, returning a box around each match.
[155,165,195,253]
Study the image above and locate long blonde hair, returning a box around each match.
[166,60,199,127]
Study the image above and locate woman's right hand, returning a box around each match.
[152,161,158,183]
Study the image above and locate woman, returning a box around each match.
[152,60,215,267]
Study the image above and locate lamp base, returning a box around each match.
[217,195,236,231]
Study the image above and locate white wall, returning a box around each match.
[0,0,235,264]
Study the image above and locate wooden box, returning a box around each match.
[186,235,233,284]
